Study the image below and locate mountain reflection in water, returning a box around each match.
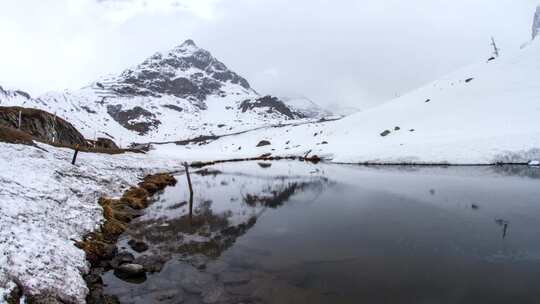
[103,162,540,304]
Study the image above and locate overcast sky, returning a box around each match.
[0,0,537,110]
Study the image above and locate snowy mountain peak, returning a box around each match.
[181,39,196,47]
[2,39,312,143]
[533,6,540,39]
[93,40,252,101]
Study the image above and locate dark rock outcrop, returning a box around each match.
[0,106,87,146]
[106,105,161,135]
[240,96,304,119]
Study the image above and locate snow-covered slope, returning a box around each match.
[0,40,308,145]
[152,38,540,165]
[0,142,183,303]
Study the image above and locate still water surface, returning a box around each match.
[103,162,540,304]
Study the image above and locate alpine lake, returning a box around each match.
[101,161,540,304]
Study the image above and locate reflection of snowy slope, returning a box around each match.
[128,163,329,255]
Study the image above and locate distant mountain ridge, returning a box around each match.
[0,40,324,145]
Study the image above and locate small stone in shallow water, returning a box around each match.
[115,263,145,278]
[128,239,149,253]
[110,252,135,268]
[134,255,167,273]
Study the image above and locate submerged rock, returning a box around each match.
[128,239,149,253]
[134,255,167,273]
[110,252,135,269]
[115,263,145,278]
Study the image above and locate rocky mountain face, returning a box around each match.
[97,40,251,102]
[533,6,540,39]
[1,40,322,145]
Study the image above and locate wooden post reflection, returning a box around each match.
[183,162,194,224]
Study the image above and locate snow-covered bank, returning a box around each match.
[0,142,182,303]
[149,39,540,165]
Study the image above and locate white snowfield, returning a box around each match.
[0,142,182,303]
[151,39,540,165]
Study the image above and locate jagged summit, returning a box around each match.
[180,39,196,47]
[533,6,540,39]
[93,39,251,101]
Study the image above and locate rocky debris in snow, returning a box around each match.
[256,140,271,147]
[128,239,149,253]
[394,126,401,131]
[0,106,87,146]
[425,99,431,103]
[465,78,474,83]
[380,130,391,137]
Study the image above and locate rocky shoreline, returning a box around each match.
[78,173,178,304]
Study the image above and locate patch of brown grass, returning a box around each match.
[0,125,34,145]
[120,187,149,210]
[139,173,177,194]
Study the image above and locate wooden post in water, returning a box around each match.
[72,145,80,165]
[183,162,194,220]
